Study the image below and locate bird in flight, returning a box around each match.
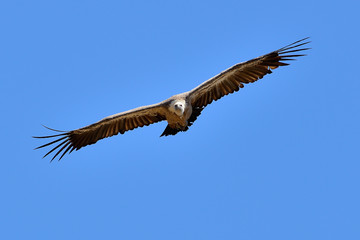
[34,38,310,161]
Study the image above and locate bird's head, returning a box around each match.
[172,100,185,116]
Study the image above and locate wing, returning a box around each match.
[34,103,168,161]
[188,38,310,107]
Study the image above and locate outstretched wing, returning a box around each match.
[188,38,310,107]
[34,103,168,161]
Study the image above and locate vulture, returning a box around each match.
[34,38,310,161]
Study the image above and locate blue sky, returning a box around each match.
[1,0,359,239]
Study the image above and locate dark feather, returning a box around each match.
[160,125,181,137]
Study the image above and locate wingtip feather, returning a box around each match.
[41,124,67,132]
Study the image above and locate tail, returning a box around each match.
[160,125,186,137]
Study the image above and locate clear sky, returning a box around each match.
[1,0,359,239]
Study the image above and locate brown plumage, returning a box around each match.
[34,38,310,161]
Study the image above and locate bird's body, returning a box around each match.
[34,38,310,161]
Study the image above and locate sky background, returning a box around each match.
[1,0,359,239]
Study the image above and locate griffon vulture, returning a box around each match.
[34,38,310,161]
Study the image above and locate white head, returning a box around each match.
[171,100,185,116]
